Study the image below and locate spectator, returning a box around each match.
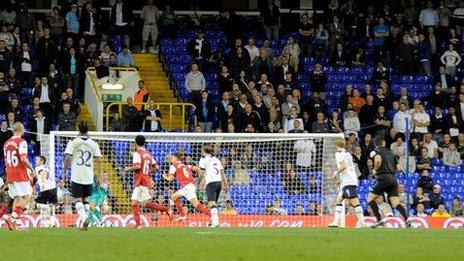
[372,62,389,84]
[294,137,316,170]
[313,23,329,59]
[431,204,451,217]
[220,104,238,133]
[450,196,464,217]
[412,186,430,210]
[440,44,461,78]
[413,103,430,140]
[339,84,353,112]
[252,50,273,81]
[397,183,409,210]
[29,109,49,155]
[428,83,449,109]
[63,48,83,98]
[133,80,149,112]
[393,102,413,135]
[187,30,211,68]
[288,120,304,133]
[0,40,13,73]
[330,43,349,67]
[309,63,327,97]
[222,200,238,215]
[228,47,250,78]
[231,161,250,185]
[429,184,446,210]
[328,110,343,133]
[399,151,416,174]
[109,112,124,132]
[397,35,415,75]
[418,34,432,77]
[195,91,214,133]
[185,63,205,104]
[436,66,453,91]
[281,162,305,195]
[33,76,54,119]
[348,89,365,113]
[58,102,77,131]
[343,108,360,137]
[65,4,80,38]
[123,97,140,131]
[117,44,134,67]
[305,91,327,120]
[253,95,270,129]
[265,198,287,215]
[80,2,99,45]
[443,142,461,166]
[372,18,389,60]
[390,134,406,158]
[374,105,390,137]
[141,0,159,53]
[351,47,366,66]
[111,0,133,47]
[244,37,259,62]
[359,95,377,127]
[217,65,234,95]
[294,203,306,215]
[298,13,314,57]
[430,106,445,142]
[260,0,281,40]
[416,148,433,174]
[49,6,65,45]
[328,15,344,52]
[376,196,394,218]
[274,56,295,86]
[143,99,162,132]
[419,1,439,29]
[312,112,329,133]
[240,103,261,132]
[415,203,429,217]
[260,39,275,59]
[8,97,23,123]
[445,106,462,139]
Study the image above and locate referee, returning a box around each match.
[367,136,410,228]
[199,145,228,227]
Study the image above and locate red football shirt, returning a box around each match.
[3,136,29,182]
[133,148,156,187]
[170,161,195,187]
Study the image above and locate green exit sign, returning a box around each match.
[102,94,122,102]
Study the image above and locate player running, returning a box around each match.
[329,138,365,228]
[163,154,211,221]
[63,121,103,229]
[124,135,172,229]
[368,136,410,228]
[35,155,58,227]
[2,122,35,231]
[198,145,228,227]
[82,172,110,229]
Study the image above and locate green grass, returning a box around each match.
[0,228,463,260]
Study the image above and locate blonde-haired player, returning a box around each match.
[329,138,365,228]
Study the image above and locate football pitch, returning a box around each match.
[0,228,462,260]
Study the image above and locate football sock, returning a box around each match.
[94,207,103,223]
[368,200,382,221]
[196,203,211,217]
[353,204,365,224]
[37,204,50,216]
[395,204,408,221]
[11,206,24,219]
[131,204,141,226]
[333,204,343,224]
[210,206,219,225]
[87,210,95,225]
[145,201,169,212]
[174,199,185,216]
[0,203,9,218]
[75,202,86,227]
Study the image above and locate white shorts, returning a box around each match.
[178,183,197,201]
[131,186,152,202]
[8,181,33,198]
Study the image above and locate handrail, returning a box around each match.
[106,102,196,131]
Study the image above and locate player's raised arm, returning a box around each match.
[124,151,141,172]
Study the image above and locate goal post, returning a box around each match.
[39,132,345,228]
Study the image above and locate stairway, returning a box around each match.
[101,155,131,213]
[134,54,186,130]
[77,104,96,131]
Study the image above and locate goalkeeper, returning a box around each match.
[83,172,110,230]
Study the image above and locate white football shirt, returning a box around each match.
[35,165,56,191]
[64,137,102,185]
[335,150,358,188]
[199,155,223,184]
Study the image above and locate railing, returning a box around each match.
[105,102,196,131]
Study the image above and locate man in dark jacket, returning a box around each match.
[111,0,133,47]
[29,109,50,155]
[187,31,211,69]
[429,184,445,210]
[195,90,215,133]
[143,99,162,132]
[35,27,57,74]
[309,63,327,95]
[58,102,77,131]
[241,104,261,132]
[123,96,140,131]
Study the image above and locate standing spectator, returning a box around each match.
[287,37,300,65]
[328,15,344,52]
[143,99,162,132]
[185,63,205,104]
[359,95,377,127]
[141,0,160,53]
[35,27,57,75]
[244,37,259,62]
[260,0,280,40]
[228,47,250,78]
[397,35,415,75]
[298,13,314,57]
[393,102,412,135]
[437,1,451,35]
[65,4,80,39]
[33,76,54,119]
[133,80,149,112]
[372,17,389,61]
[313,23,329,59]
[49,6,65,46]
[58,102,77,131]
[0,40,13,73]
[418,34,432,77]
[80,2,100,45]
[187,31,211,69]
[8,97,23,123]
[253,95,270,130]
[195,91,214,133]
[419,1,439,29]
[29,109,49,155]
[413,103,430,141]
[63,48,82,98]
[16,42,34,86]
[217,65,233,95]
[111,0,133,47]
[109,113,124,132]
[0,120,12,158]
[281,163,305,195]
[117,44,134,67]
[309,63,327,98]
[160,5,175,38]
[440,44,461,78]
[123,97,140,131]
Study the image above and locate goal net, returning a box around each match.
[35,132,343,228]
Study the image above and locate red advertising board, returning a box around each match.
[1,214,463,229]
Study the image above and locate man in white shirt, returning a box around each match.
[421,132,438,158]
[393,102,413,135]
[293,137,316,169]
[244,37,259,62]
[34,155,57,226]
[413,103,430,141]
[199,145,228,227]
[419,1,439,28]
